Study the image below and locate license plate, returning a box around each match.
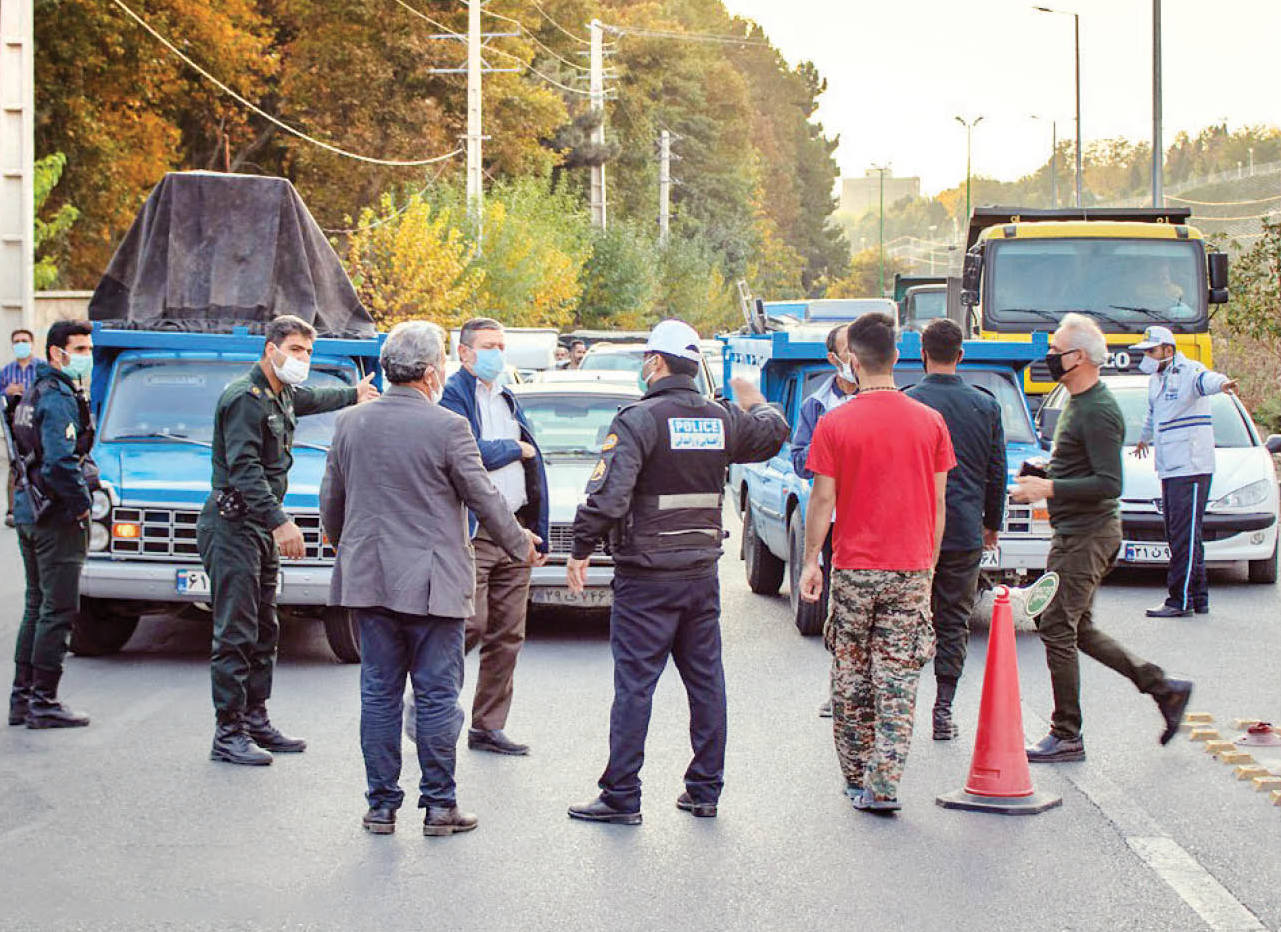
[979,549,1000,568]
[530,587,612,607]
[175,569,283,597]
[1123,542,1171,563]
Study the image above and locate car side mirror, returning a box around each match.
[1038,407,1061,447]
[1208,252,1229,304]
[1266,434,1281,455]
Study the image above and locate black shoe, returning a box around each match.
[1155,679,1194,746]
[1194,605,1209,615]
[850,788,901,813]
[24,668,89,729]
[1025,733,1085,763]
[817,698,833,719]
[423,805,478,836]
[211,714,273,766]
[468,728,529,756]
[676,792,717,818]
[567,797,642,825]
[244,703,307,753]
[933,703,959,741]
[8,663,32,726]
[362,807,396,835]
[1146,604,1193,618]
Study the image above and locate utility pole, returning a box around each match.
[869,164,890,296]
[658,129,671,245]
[589,19,607,229]
[0,0,34,339]
[1151,0,1163,206]
[955,116,983,223]
[1073,11,1082,207]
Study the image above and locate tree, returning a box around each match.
[578,221,660,329]
[825,248,911,299]
[33,153,79,290]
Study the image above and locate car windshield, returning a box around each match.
[1104,385,1254,447]
[906,289,946,323]
[581,350,710,395]
[799,367,1036,445]
[985,238,1205,332]
[518,393,632,455]
[100,359,355,447]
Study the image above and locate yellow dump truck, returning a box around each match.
[960,207,1229,396]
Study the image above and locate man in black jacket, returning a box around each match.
[905,319,1006,741]
[565,319,788,824]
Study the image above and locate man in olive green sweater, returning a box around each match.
[1013,314,1192,763]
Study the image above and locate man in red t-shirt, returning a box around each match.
[800,312,955,814]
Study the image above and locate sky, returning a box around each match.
[720,0,1281,196]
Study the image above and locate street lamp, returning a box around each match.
[1033,5,1083,207]
[1030,114,1059,208]
[869,163,890,296]
[1151,0,1163,206]
[954,116,983,223]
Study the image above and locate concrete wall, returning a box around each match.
[1,290,93,354]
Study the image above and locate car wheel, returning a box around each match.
[323,607,361,663]
[788,511,827,636]
[69,599,140,656]
[1248,538,1278,584]
[743,502,784,596]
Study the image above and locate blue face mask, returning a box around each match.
[472,347,506,383]
[62,351,93,383]
[12,341,31,360]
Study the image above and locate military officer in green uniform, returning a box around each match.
[198,315,378,766]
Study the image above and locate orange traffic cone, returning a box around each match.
[937,586,1062,815]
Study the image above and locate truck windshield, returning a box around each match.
[100,359,355,448]
[984,238,1204,333]
[806,298,897,322]
[905,289,946,326]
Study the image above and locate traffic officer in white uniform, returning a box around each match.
[1130,326,1237,618]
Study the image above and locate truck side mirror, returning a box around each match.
[960,252,981,307]
[1266,434,1281,455]
[1207,252,1229,304]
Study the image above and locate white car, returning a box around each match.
[1037,374,1279,582]
[579,342,718,398]
[510,381,643,609]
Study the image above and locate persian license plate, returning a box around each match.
[176,568,211,597]
[1123,542,1171,564]
[979,548,1000,569]
[530,587,613,607]
[175,569,283,597]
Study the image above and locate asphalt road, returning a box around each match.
[2,514,1279,931]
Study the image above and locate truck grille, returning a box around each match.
[1002,498,1041,537]
[546,522,604,555]
[108,507,334,564]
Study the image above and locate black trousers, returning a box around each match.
[15,519,88,672]
[930,548,983,682]
[1161,474,1211,612]
[599,572,725,811]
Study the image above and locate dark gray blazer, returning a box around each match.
[319,385,528,619]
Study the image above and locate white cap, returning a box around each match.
[1129,325,1176,351]
[644,319,702,362]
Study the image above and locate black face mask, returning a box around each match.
[1044,350,1079,382]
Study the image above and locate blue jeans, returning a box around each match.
[357,608,465,810]
[598,573,726,811]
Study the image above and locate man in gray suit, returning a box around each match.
[320,321,538,838]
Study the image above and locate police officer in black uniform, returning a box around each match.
[198,315,377,766]
[8,320,97,729]
[566,319,788,824]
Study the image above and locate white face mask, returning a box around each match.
[837,360,857,385]
[1138,354,1160,375]
[272,350,310,386]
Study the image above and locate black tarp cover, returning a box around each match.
[89,171,375,338]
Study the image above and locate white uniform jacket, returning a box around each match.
[1138,353,1230,480]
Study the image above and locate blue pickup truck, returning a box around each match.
[73,323,383,662]
[724,329,1052,635]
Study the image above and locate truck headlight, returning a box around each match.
[89,521,110,552]
[1211,479,1271,510]
[90,490,111,521]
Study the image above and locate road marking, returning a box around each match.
[1024,710,1264,931]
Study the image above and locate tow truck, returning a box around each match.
[724,329,1052,635]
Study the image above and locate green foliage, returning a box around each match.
[578,221,661,329]
[1214,218,1281,425]
[825,248,911,299]
[33,152,79,290]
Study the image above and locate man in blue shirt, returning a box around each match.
[790,324,857,718]
[3,328,39,527]
[905,319,1005,740]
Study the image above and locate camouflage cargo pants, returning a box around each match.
[825,568,935,800]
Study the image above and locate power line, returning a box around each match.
[528,1,590,45]
[321,162,455,235]
[108,0,463,167]
[480,6,591,72]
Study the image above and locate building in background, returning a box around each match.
[839,170,921,219]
